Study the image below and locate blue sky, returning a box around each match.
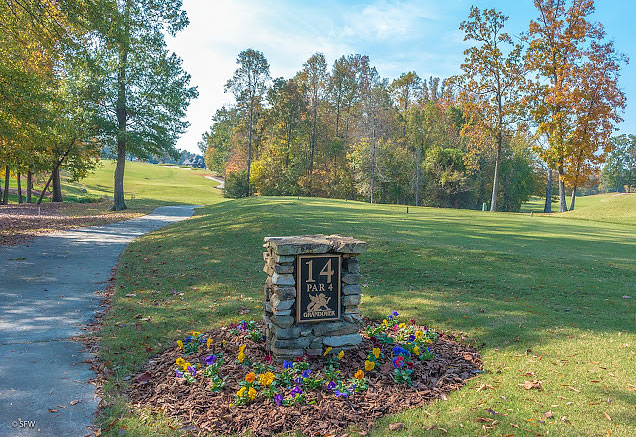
[166,0,635,154]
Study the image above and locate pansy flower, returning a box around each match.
[204,354,217,365]
[392,310,399,317]
[264,354,272,363]
[413,346,420,356]
[323,346,333,356]
[408,334,416,342]
[337,350,344,360]
[245,372,256,383]
[175,369,183,378]
[372,347,381,359]
[326,381,336,390]
[334,389,348,397]
[248,387,257,400]
[283,360,293,369]
[410,318,416,325]
[365,360,375,371]
[274,394,283,406]
[355,370,364,380]
[187,365,197,376]
[294,377,303,385]
[301,369,311,378]
[206,338,213,348]
[393,356,404,368]
[176,340,183,349]
[290,386,302,397]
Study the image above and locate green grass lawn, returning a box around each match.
[4,160,224,213]
[97,193,636,436]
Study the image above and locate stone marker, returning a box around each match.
[262,234,367,360]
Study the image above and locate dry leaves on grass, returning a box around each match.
[520,380,543,390]
[0,202,143,246]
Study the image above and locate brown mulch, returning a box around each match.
[128,320,482,436]
[0,202,144,246]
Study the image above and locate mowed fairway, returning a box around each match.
[64,160,224,211]
[99,194,636,436]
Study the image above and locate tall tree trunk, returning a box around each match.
[544,168,552,213]
[569,185,577,211]
[51,168,63,202]
[2,166,9,204]
[490,134,502,212]
[557,168,567,212]
[113,43,128,211]
[370,127,376,204]
[37,149,70,205]
[415,144,421,206]
[17,172,23,203]
[26,171,32,203]
[246,97,253,197]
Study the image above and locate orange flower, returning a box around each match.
[245,372,256,383]
[355,370,364,380]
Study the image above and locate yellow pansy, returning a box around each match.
[176,340,183,349]
[184,362,192,370]
[323,346,333,356]
[206,338,213,348]
[238,351,245,363]
[413,346,420,356]
[222,340,227,346]
[415,330,423,339]
[248,387,257,400]
[259,372,275,387]
[354,370,364,380]
[425,339,432,344]
[398,323,406,329]
[364,360,375,371]
[239,344,246,353]
[237,387,246,397]
[191,331,201,337]
[372,348,381,359]
[337,350,344,360]
[382,319,388,327]
[176,357,185,368]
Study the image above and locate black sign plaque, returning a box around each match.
[296,254,341,323]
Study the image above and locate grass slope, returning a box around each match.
[99,195,636,436]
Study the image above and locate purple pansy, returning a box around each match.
[176,369,183,377]
[283,360,293,369]
[187,365,197,376]
[408,334,416,342]
[392,310,399,317]
[301,369,311,378]
[326,381,336,390]
[290,386,302,397]
[204,354,217,365]
[274,394,284,406]
[334,389,349,397]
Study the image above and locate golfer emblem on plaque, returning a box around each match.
[297,254,341,322]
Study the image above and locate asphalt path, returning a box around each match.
[0,205,198,436]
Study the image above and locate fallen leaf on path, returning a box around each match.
[48,409,58,413]
[69,399,82,406]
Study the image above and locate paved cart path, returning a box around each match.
[0,205,199,436]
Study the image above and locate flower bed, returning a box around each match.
[129,313,482,435]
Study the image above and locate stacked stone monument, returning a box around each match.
[262,234,367,360]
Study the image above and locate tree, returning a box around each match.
[225,49,270,196]
[98,0,197,210]
[603,135,636,192]
[524,0,625,212]
[297,53,327,173]
[563,35,626,209]
[201,106,240,173]
[456,7,524,212]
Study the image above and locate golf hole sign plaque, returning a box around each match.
[262,235,367,360]
[297,254,341,322]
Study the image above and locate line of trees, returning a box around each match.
[0,0,196,210]
[200,0,626,212]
